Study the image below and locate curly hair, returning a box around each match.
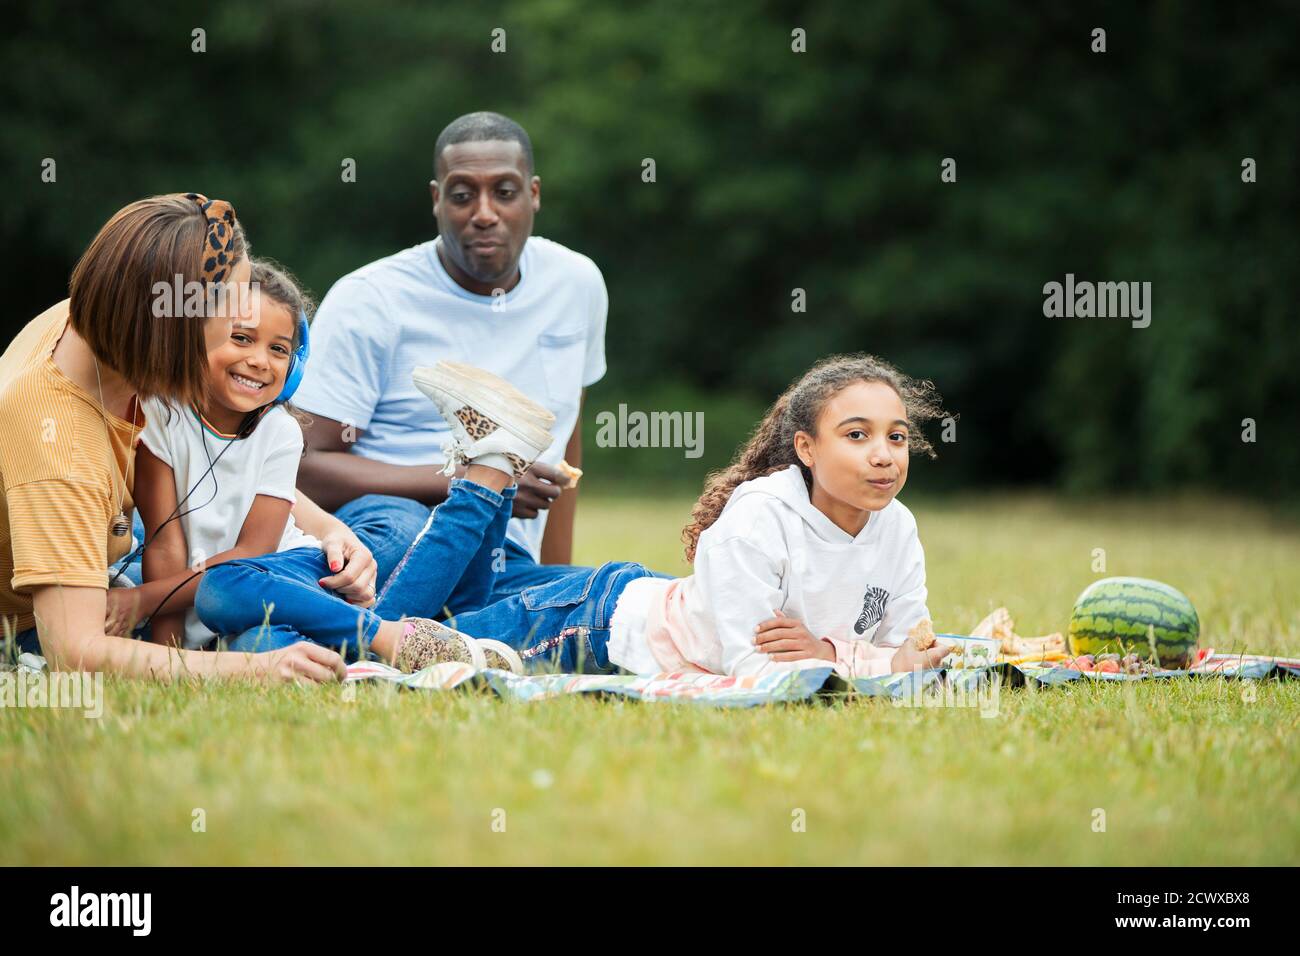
[681,354,948,562]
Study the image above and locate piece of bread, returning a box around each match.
[908,617,937,650]
[555,459,583,489]
[973,607,1065,655]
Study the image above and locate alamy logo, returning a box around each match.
[854,586,890,634]
[1042,273,1151,329]
[49,886,151,936]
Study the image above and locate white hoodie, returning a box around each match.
[607,464,930,678]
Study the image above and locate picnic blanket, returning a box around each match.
[344,652,1299,707]
[345,660,832,708]
[5,651,1291,710]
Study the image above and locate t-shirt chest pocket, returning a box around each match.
[536,329,586,406]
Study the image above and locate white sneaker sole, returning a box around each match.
[475,638,524,674]
[412,362,556,453]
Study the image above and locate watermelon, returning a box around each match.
[1068,577,1199,668]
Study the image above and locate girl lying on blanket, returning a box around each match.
[133,258,552,673]
[423,353,956,679]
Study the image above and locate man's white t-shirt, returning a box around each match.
[291,235,608,561]
[139,399,321,649]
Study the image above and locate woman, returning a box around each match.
[0,194,375,683]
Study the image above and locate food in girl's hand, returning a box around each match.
[909,617,938,650]
[555,459,583,489]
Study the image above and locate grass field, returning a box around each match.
[2,492,1298,865]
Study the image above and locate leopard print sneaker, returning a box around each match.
[475,638,525,674]
[394,618,487,673]
[412,361,556,480]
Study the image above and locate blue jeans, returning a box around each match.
[448,561,657,673]
[333,493,589,608]
[194,480,514,658]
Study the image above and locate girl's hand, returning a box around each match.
[317,524,378,607]
[754,609,837,663]
[890,637,952,672]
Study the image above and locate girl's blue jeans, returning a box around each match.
[192,479,515,658]
[448,560,659,673]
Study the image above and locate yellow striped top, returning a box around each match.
[0,301,144,636]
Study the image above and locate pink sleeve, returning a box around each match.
[823,637,896,679]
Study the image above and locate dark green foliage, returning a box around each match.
[3,2,1296,494]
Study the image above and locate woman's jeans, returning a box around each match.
[193,480,515,659]
[449,561,658,673]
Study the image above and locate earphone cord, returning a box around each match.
[109,407,269,627]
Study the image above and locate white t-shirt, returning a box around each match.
[139,399,321,648]
[291,235,608,561]
[607,466,930,679]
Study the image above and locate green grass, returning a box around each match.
[2,493,1298,865]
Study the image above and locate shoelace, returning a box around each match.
[439,435,469,477]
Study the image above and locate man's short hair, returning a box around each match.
[434,111,534,176]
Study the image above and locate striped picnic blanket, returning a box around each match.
[345,652,1299,706]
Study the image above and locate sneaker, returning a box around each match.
[393,618,487,673]
[412,361,555,480]
[475,638,524,674]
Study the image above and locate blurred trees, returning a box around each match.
[3,1,1296,494]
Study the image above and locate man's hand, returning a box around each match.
[754,609,837,663]
[514,462,565,518]
[316,523,378,607]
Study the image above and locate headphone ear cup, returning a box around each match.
[277,310,310,404]
[279,355,301,403]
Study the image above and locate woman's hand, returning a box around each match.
[104,586,145,637]
[754,609,837,663]
[890,637,953,672]
[258,642,347,684]
[316,523,378,607]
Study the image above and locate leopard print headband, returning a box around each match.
[184,192,239,284]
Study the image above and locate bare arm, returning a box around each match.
[132,444,290,638]
[141,496,292,638]
[32,585,344,682]
[135,444,191,646]
[540,392,584,565]
[297,410,561,525]
[296,413,453,511]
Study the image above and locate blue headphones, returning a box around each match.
[277,310,311,404]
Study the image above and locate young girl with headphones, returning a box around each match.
[133,259,557,673]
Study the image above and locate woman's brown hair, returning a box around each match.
[682,353,948,562]
[68,193,247,411]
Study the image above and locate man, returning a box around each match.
[293,112,605,601]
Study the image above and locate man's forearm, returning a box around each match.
[540,420,583,565]
[296,450,453,511]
